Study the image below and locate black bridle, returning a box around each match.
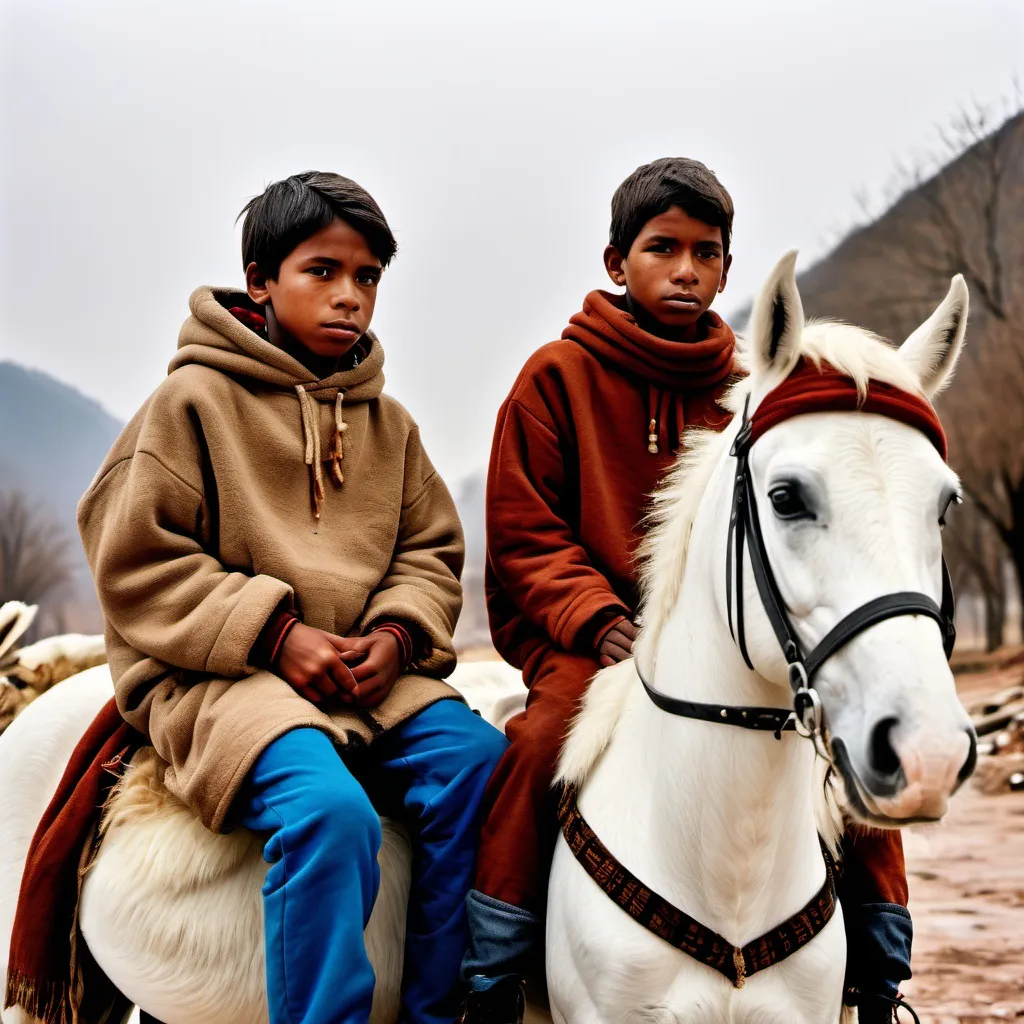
[641,395,957,746]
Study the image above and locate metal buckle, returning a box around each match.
[793,683,822,739]
[787,663,826,743]
[788,661,809,693]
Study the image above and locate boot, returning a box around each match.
[459,977,525,1024]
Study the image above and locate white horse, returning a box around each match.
[0,659,541,1024]
[0,253,975,1024]
[546,253,975,1022]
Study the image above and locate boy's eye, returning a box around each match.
[698,249,721,261]
[645,243,673,254]
[306,267,330,278]
[357,272,380,286]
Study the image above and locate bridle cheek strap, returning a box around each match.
[724,364,956,732]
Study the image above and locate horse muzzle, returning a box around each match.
[831,718,976,826]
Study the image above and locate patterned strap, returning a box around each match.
[557,784,837,988]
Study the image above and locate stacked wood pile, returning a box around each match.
[965,648,1024,793]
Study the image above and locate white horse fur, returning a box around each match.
[0,253,974,1024]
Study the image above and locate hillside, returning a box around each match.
[0,363,123,631]
[794,111,1024,645]
[729,112,1024,647]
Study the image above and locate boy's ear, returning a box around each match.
[245,262,272,306]
[718,253,733,294]
[603,244,627,288]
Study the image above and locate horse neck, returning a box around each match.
[623,479,823,937]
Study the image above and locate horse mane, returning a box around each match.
[558,320,922,789]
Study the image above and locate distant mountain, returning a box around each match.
[0,362,124,631]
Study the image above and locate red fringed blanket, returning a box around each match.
[4,697,143,1024]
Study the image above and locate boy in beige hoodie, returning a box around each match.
[77,171,507,1024]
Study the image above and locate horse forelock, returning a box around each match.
[794,320,922,399]
[636,320,923,659]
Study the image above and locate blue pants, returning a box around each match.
[236,699,508,1024]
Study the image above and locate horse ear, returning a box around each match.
[747,250,804,382]
[899,275,968,398]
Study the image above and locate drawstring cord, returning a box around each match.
[328,392,347,487]
[647,385,686,455]
[295,386,347,519]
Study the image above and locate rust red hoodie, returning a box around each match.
[485,290,737,669]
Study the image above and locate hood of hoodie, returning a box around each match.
[170,287,387,518]
[562,290,736,392]
[170,287,386,404]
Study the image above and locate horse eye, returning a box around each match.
[769,484,814,521]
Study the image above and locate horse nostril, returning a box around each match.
[869,717,901,779]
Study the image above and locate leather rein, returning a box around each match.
[562,381,958,992]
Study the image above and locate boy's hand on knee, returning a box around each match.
[339,631,401,708]
[598,620,638,667]
[276,623,359,705]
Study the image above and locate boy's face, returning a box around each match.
[246,217,382,359]
[604,206,731,332]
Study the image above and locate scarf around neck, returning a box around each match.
[562,290,736,391]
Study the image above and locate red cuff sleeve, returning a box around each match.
[371,621,415,671]
[590,610,630,652]
[249,607,300,670]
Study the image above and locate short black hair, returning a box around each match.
[239,171,397,278]
[610,157,734,259]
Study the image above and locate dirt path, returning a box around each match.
[899,657,1024,1023]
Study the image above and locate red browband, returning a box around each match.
[748,358,947,462]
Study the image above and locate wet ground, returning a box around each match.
[899,651,1024,1023]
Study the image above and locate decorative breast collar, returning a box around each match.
[557,784,837,988]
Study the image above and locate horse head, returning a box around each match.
[738,250,975,826]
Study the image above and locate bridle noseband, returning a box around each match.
[642,391,957,747]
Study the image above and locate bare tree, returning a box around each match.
[944,499,1008,651]
[0,490,74,614]
[909,105,1023,639]
[822,96,1024,640]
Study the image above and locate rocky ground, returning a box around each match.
[899,647,1024,1023]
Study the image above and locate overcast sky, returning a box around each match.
[1,0,1021,486]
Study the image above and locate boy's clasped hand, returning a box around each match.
[275,624,401,708]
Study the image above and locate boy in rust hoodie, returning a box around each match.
[460,159,912,1024]
[76,172,507,1024]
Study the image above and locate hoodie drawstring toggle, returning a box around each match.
[647,385,687,456]
[327,392,347,487]
[295,385,347,519]
[647,419,659,454]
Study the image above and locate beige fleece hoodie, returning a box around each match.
[78,287,464,831]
